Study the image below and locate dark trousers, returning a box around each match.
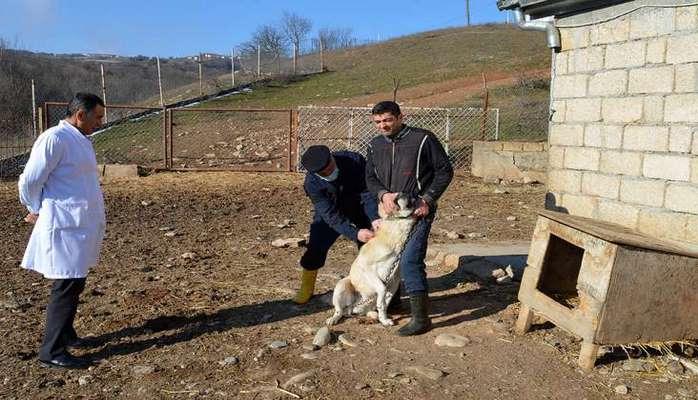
[300,217,369,271]
[39,278,86,360]
[399,214,434,295]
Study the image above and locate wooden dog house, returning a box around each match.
[516,210,698,370]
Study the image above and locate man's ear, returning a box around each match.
[76,109,86,122]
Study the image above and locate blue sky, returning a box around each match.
[1,0,509,57]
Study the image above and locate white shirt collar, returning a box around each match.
[59,119,89,140]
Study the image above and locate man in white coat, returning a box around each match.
[19,92,106,369]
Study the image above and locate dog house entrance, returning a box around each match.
[536,234,583,309]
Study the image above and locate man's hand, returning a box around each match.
[413,199,430,218]
[381,192,399,214]
[371,219,382,232]
[357,228,375,243]
[24,213,38,224]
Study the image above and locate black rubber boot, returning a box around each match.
[397,293,432,336]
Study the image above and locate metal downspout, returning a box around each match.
[513,8,561,50]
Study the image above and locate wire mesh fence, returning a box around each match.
[0,113,34,180]
[44,102,165,167]
[1,100,541,180]
[488,72,550,142]
[168,108,294,171]
[295,106,499,170]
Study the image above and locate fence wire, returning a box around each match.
[0,113,33,179]
[296,106,499,170]
[169,108,293,171]
[488,72,550,141]
[45,103,165,167]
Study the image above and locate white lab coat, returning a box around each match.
[19,120,106,279]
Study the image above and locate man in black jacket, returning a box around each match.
[365,101,453,336]
[293,145,381,304]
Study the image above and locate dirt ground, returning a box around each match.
[0,171,696,400]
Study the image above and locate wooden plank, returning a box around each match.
[539,210,698,259]
[515,303,534,335]
[578,341,600,371]
[596,246,698,343]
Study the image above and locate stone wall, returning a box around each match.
[471,140,548,184]
[547,2,698,244]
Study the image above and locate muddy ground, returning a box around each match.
[0,171,696,399]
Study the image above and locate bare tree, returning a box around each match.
[314,27,356,51]
[243,24,288,74]
[281,11,312,61]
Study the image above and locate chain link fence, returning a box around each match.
[1,101,540,179]
[0,112,34,179]
[168,108,293,171]
[44,102,165,167]
[488,72,550,141]
[296,106,499,170]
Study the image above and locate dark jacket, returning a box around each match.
[365,125,453,207]
[304,151,380,241]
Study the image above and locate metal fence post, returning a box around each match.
[162,107,168,169]
[445,109,451,156]
[348,109,354,149]
[42,102,49,131]
[167,109,174,169]
[36,106,43,137]
[288,110,294,172]
[495,108,500,140]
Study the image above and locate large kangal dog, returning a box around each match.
[326,193,416,326]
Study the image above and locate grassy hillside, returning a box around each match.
[90,24,552,167]
[201,24,550,109]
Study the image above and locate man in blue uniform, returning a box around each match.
[293,145,381,304]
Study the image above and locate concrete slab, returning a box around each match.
[99,164,140,178]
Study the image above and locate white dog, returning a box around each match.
[326,193,416,327]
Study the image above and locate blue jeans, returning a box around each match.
[300,215,368,270]
[399,214,434,295]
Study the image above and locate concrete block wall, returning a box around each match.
[471,141,548,184]
[548,4,698,244]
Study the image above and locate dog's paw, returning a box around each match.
[365,311,378,320]
[379,318,394,327]
[326,315,341,326]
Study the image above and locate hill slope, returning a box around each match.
[202,24,551,109]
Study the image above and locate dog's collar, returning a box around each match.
[384,213,414,221]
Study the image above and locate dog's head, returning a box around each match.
[380,192,418,219]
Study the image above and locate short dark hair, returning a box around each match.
[371,101,401,117]
[66,92,105,117]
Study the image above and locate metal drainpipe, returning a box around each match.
[512,8,561,146]
[513,8,561,50]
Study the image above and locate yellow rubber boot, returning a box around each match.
[293,269,318,304]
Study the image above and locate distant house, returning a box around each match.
[499,0,698,245]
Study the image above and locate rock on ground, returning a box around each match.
[312,327,332,347]
[434,333,471,347]
[405,366,446,380]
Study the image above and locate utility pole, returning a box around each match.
[231,48,235,87]
[100,64,108,123]
[198,53,203,96]
[31,79,37,137]
[466,0,471,26]
[257,44,261,77]
[319,35,324,72]
[156,57,164,107]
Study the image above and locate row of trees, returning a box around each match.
[237,11,357,71]
[0,11,360,146]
